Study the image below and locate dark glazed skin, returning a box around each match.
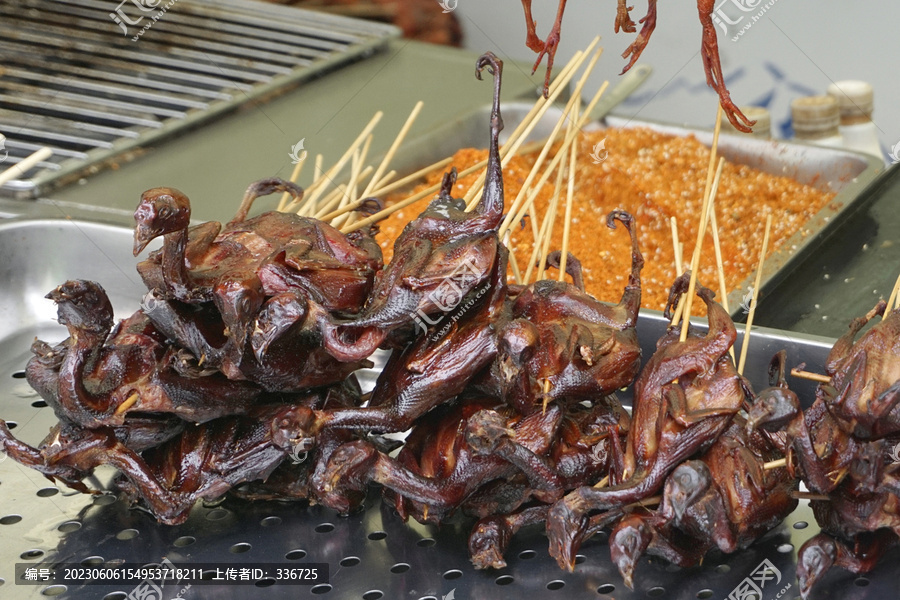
[547,276,743,570]
[749,382,864,497]
[314,398,564,522]
[313,248,508,433]
[519,0,754,131]
[226,377,373,510]
[133,178,382,363]
[0,414,185,494]
[494,210,643,414]
[0,403,317,525]
[28,280,264,428]
[817,301,900,440]
[143,288,373,391]
[606,354,799,588]
[320,51,506,362]
[747,345,900,599]
[792,450,900,599]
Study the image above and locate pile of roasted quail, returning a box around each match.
[1,53,898,598]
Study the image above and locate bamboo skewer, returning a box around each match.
[341,160,487,233]
[558,109,579,283]
[318,157,454,222]
[277,151,308,211]
[0,146,53,187]
[370,157,454,196]
[708,190,729,312]
[763,458,787,470]
[737,214,773,376]
[536,161,566,283]
[885,273,900,316]
[678,104,725,342]
[668,218,687,327]
[704,159,735,362]
[630,496,662,509]
[791,491,830,502]
[542,379,553,414]
[701,105,725,218]
[343,138,375,228]
[527,86,584,285]
[317,167,374,222]
[790,368,831,384]
[496,50,605,237]
[360,101,424,201]
[671,217,683,276]
[499,80,611,241]
[331,145,367,230]
[508,240,524,285]
[524,163,564,284]
[313,185,349,220]
[463,49,591,211]
[302,111,384,210]
[285,154,324,214]
[372,170,397,193]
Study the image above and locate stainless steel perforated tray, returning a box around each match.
[1,218,898,599]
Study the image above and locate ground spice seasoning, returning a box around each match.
[375,128,835,311]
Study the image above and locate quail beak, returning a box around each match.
[133,225,157,256]
[746,404,772,434]
[669,488,690,522]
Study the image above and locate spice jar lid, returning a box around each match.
[826,80,874,121]
[791,96,840,139]
[720,106,771,138]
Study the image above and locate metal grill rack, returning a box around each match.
[0,0,398,198]
[1,218,899,599]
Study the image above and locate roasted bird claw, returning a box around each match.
[519,0,755,131]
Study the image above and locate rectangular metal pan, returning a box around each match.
[381,103,884,317]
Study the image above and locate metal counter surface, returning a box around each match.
[754,164,900,338]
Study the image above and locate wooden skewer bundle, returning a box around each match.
[271,42,790,387]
